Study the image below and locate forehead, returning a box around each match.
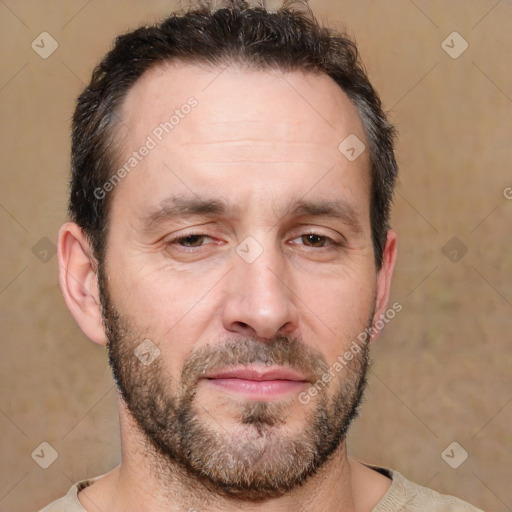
[111,61,370,223]
[119,60,366,149]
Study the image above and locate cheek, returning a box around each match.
[295,267,376,359]
[107,250,206,325]
[105,261,221,372]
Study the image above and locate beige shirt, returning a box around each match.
[39,465,484,512]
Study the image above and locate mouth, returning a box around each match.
[201,365,311,400]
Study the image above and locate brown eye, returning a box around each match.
[177,234,210,247]
[300,234,332,247]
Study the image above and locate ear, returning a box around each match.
[57,222,108,346]
[371,229,398,341]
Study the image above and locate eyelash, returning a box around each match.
[166,232,341,251]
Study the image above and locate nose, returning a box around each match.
[221,243,299,340]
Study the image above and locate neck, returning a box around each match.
[123,444,354,512]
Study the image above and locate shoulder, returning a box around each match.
[369,465,484,512]
[38,476,102,512]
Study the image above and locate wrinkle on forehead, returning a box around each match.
[118,60,366,149]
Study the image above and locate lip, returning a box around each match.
[204,365,309,382]
[201,365,310,399]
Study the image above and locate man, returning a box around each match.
[42,1,483,510]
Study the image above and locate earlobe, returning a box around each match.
[57,222,108,346]
[371,229,398,341]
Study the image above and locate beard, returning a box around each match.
[98,265,372,501]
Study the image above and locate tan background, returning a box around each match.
[0,1,511,510]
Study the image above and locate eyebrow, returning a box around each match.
[286,199,362,232]
[140,195,232,230]
[140,195,362,233]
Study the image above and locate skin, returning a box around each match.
[58,61,397,512]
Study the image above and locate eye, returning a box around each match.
[170,234,214,247]
[291,233,336,248]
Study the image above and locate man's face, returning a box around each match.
[99,63,383,498]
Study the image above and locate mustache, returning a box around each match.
[180,335,330,390]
